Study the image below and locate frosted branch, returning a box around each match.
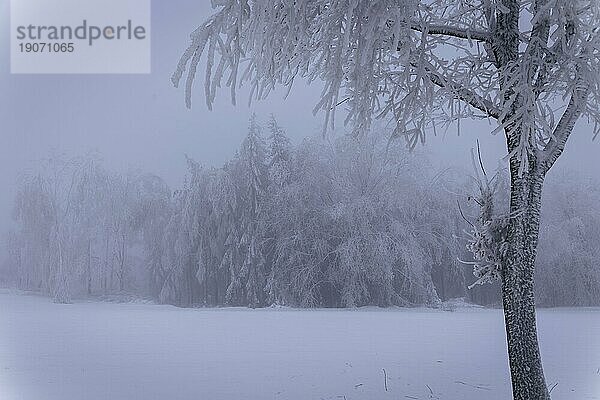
[420,62,501,119]
[410,23,491,42]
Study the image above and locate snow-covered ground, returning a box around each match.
[0,290,598,400]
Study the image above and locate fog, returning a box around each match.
[2,3,600,400]
[0,0,597,242]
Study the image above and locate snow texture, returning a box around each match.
[1,290,598,400]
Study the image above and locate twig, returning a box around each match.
[476,139,487,179]
[457,200,475,228]
[454,380,492,391]
[382,368,388,391]
[426,384,437,399]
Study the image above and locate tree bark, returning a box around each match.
[501,168,550,400]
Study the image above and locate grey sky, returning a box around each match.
[0,0,598,240]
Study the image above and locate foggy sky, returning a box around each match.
[1,0,598,242]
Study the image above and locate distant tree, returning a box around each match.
[12,173,53,293]
[212,160,244,305]
[264,130,461,307]
[233,116,268,307]
[10,156,164,301]
[263,117,294,304]
[172,1,600,398]
[130,173,171,297]
[267,116,293,187]
[12,156,92,303]
[70,156,106,296]
[536,171,600,306]
[160,159,205,306]
[263,137,334,306]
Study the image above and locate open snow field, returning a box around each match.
[0,290,598,400]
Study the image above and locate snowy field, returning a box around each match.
[0,290,598,400]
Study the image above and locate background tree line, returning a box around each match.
[2,119,599,308]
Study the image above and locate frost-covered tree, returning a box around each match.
[262,129,462,307]
[70,156,109,296]
[536,171,600,306]
[9,141,600,315]
[219,161,245,305]
[267,116,293,187]
[12,156,95,303]
[10,156,169,302]
[159,158,205,306]
[202,167,238,305]
[173,1,600,397]
[327,134,422,306]
[263,118,294,303]
[229,117,269,307]
[12,173,54,293]
[262,137,333,306]
[130,173,172,297]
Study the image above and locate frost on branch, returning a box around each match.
[174,0,600,170]
[463,150,510,288]
[172,0,418,134]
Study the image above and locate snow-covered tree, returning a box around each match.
[130,173,172,297]
[12,156,93,303]
[262,130,463,307]
[267,116,293,187]
[536,170,600,306]
[263,119,293,304]
[227,116,269,307]
[172,1,600,397]
[266,137,338,306]
[326,132,461,306]
[12,173,54,293]
[159,158,205,306]
[70,156,109,296]
[9,140,600,316]
[9,156,170,302]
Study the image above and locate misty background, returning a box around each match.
[1,2,600,400]
[0,0,597,245]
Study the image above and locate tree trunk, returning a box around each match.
[501,170,550,400]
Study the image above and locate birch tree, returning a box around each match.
[172,1,600,398]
